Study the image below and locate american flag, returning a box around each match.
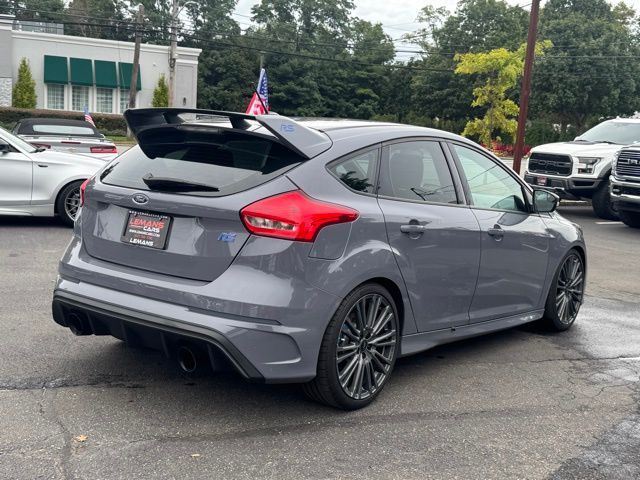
[84,106,95,126]
[245,68,269,115]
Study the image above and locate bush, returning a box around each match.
[152,74,169,108]
[12,58,37,109]
[0,107,127,136]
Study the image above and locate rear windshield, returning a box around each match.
[101,132,304,197]
[31,124,98,136]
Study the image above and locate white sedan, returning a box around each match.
[0,126,106,226]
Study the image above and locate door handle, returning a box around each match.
[400,222,430,234]
[487,225,504,238]
[37,164,49,168]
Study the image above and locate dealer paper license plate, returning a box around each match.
[121,211,172,249]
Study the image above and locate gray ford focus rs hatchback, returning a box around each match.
[52,108,586,409]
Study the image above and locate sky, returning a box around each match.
[233,0,640,43]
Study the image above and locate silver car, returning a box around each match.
[13,118,118,161]
[0,125,105,225]
[52,109,587,409]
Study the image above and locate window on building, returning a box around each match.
[72,85,90,111]
[46,84,65,110]
[96,88,114,113]
[120,89,135,113]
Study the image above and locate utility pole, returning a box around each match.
[512,0,541,175]
[168,0,179,107]
[128,4,144,110]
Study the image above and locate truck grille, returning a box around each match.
[528,153,572,176]
[616,150,640,180]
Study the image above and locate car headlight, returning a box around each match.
[576,156,601,174]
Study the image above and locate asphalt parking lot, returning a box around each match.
[0,205,639,480]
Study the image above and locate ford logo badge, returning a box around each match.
[132,193,149,205]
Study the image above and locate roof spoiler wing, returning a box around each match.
[123,108,332,159]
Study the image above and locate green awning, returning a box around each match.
[95,60,118,88]
[70,58,93,86]
[43,55,68,84]
[118,62,142,90]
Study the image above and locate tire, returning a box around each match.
[303,283,400,410]
[591,181,619,220]
[55,181,84,227]
[540,250,585,332]
[618,209,640,228]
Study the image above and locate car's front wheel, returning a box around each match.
[303,283,399,409]
[618,209,640,229]
[56,180,84,227]
[541,250,585,331]
[591,181,619,220]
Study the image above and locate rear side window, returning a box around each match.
[379,141,458,204]
[101,132,304,197]
[328,149,378,193]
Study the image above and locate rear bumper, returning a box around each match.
[524,173,603,198]
[53,274,329,383]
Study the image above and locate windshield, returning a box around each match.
[578,121,640,145]
[0,126,37,153]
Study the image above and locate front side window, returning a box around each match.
[453,144,528,213]
[96,88,114,113]
[72,85,89,111]
[328,149,378,193]
[379,141,458,204]
[46,84,65,110]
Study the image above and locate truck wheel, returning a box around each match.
[618,210,640,228]
[591,181,619,220]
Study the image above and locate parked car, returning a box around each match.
[52,108,586,409]
[524,118,640,220]
[0,125,104,225]
[13,118,118,161]
[610,146,640,228]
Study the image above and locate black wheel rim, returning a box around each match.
[336,294,397,400]
[556,254,584,325]
[64,188,81,221]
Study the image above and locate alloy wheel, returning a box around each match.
[64,188,81,221]
[336,293,397,400]
[555,253,584,325]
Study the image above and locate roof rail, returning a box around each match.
[123,108,332,159]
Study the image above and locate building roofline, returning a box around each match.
[11,30,202,56]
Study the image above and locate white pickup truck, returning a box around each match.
[524,118,640,220]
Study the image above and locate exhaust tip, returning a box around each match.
[67,312,89,336]
[177,346,198,373]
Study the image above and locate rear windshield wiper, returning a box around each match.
[141,174,219,192]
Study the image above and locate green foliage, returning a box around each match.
[455,41,552,145]
[151,74,169,108]
[12,58,37,109]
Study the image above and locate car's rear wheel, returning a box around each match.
[303,283,399,410]
[56,181,83,227]
[618,209,640,228]
[541,250,585,331]
[591,181,619,220]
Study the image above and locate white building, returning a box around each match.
[0,15,201,114]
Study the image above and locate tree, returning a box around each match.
[65,0,130,41]
[411,0,529,123]
[151,74,169,107]
[12,58,37,109]
[531,0,640,132]
[455,41,551,146]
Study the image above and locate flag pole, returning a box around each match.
[254,84,268,114]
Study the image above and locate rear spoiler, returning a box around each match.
[123,108,332,159]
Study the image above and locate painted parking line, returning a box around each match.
[595,221,623,225]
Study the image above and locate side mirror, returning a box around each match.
[0,142,10,154]
[533,189,559,213]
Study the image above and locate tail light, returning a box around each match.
[90,146,118,154]
[80,177,92,206]
[240,190,359,242]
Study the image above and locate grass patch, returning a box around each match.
[107,135,136,144]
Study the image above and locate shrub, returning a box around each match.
[12,58,37,109]
[152,74,169,108]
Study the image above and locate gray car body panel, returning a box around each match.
[53,117,587,383]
